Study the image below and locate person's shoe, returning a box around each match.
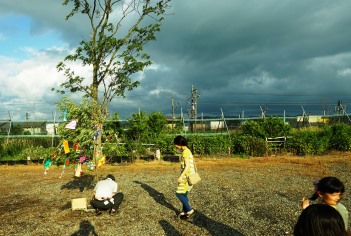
[95,209,102,216]
[177,212,186,218]
[181,209,195,219]
[109,209,117,215]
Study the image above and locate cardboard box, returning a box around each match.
[71,198,87,211]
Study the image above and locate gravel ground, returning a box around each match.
[0,154,351,236]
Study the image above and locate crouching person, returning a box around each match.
[91,174,124,216]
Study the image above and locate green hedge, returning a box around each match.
[2,123,351,160]
[0,137,60,161]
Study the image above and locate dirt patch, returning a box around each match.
[0,154,351,235]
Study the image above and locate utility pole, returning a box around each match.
[335,100,351,124]
[335,100,343,123]
[188,85,199,132]
[191,85,199,120]
[300,106,311,127]
[7,111,12,144]
[172,97,175,119]
[171,97,174,129]
[335,100,343,114]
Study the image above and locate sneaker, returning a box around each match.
[109,209,117,215]
[187,209,194,215]
[177,212,186,218]
[95,209,102,216]
[181,209,195,219]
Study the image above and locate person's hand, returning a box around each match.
[301,197,310,209]
[177,176,183,183]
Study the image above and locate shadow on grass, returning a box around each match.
[61,174,95,192]
[159,220,181,236]
[134,180,244,236]
[133,180,178,213]
[71,220,98,236]
[189,210,244,236]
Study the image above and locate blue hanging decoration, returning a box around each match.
[63,109,68,122]
[94,129,101,141]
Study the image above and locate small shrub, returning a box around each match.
[328,124,351,151]
[286,128,330,155]
[233,135,266,157]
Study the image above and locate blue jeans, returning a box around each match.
[176,191,192,213]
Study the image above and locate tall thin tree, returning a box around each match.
[55,0,171,178]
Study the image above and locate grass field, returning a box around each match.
[1,153,351,236]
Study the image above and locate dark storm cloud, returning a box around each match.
[1,0,351,119]
[142,0,351,117]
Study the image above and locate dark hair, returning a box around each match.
[294,204,347,236]
[309,177,345,201]
[106,174,115,181]
[174,135,188,146]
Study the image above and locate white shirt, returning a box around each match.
[94,178,118,200]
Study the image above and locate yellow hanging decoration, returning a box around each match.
[98,155,106,167]
[63,140,70,154]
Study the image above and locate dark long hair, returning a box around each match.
[309,177,345,201]
[294,204,347,236]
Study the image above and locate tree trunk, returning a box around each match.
[93,122,103,182]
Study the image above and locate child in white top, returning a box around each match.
[301,176,349,230]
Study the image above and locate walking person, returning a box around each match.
[174,135,196,219]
